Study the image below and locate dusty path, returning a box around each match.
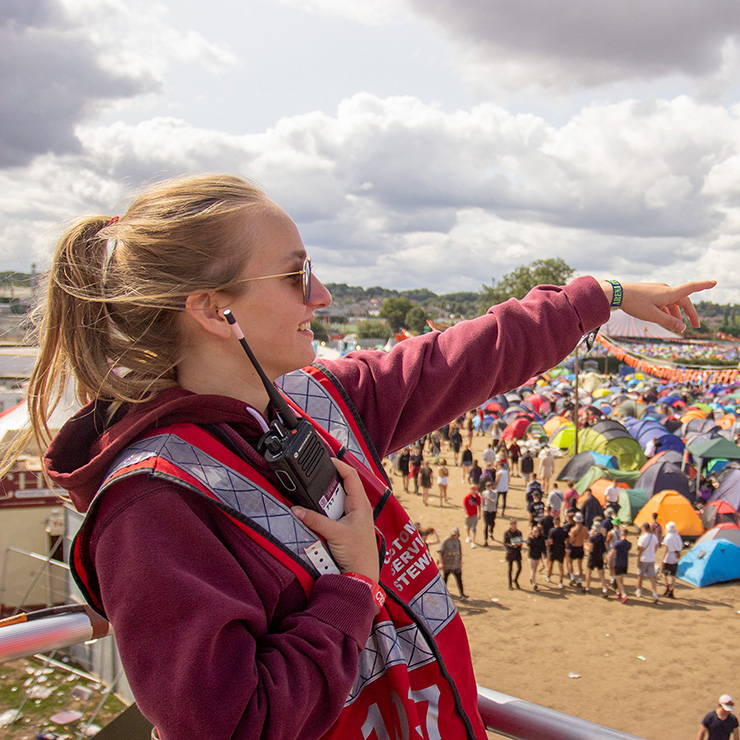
[392,433,740,740]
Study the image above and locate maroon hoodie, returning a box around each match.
[46,278,608,739]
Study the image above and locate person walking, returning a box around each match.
[437,528,468,600]
[494,460,510,518]
[436,458,450,506]
[609,526,632,604]
[636,522,661,603]
[698,695,739,740]
[504,519,524,590]
[527,523,546,591]
[463,485,481,547]
[398,447,411,492]
[481,480,498,546]
[538,447,555,493]
[409,445,423,494]
[660,521,683,599]
[507,440,521,477]
[419,460,433,507]
[546,516,567,588]
[584,524,609,598]
[567,512,588,587]
[520,450,534,483]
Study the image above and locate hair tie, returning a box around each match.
[108,216,119,226]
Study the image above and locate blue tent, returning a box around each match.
[622,417,684,455]
[677,540,740,587]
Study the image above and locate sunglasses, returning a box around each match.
[241,256,313,304]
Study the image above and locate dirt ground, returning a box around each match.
[392,433,740,740]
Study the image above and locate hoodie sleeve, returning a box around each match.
[318,276,609,458]
[89,479,375,740]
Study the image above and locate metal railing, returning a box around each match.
[0,607,645,739]
[0,543,68,614]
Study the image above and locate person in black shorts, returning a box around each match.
[504,518,523,590]
[527,523,546,591]
[546,516,567,588]
[584,524,608,598]
[609,527,632,604]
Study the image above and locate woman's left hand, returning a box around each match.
[291,458,380,583]
[599,279,716,333]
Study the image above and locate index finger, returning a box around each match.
[669,280,716,328]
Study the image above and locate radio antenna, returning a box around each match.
[222,309,299,429]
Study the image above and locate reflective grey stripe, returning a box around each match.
[103,433,320,572]
[408,572,457,636]
[105,429,458,705]
[346,619,436,705]
[346,570,457,706]
[276,369,371,469]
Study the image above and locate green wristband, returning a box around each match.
[607,280,623,308]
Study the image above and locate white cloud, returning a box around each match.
[273,0,405,25]
[1,92,731,299]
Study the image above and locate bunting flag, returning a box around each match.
[595,333,740,386]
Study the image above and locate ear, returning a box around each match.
[183,292,232,340]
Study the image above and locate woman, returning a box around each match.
[436,457,449,506]
[2,173,712,739]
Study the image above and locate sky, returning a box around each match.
[2,0,740,302]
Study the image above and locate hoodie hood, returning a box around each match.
[45,387,268,513]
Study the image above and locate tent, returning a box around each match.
[696,523,740,548]
[549,423,575,450]
[701,501,740,530]
[501,416,532,440]
[677,540,740,587]
[616,488,650,524]
[623,418,685,455]
[634,490,704,537]
[578,479,628,507]
[572,465,641,495]
[635,459,693,503]
[526,421,548,442]
[707,465,740,511]
[639,450,696,479]
[558,451,618,482]
[567,419,647,471]
[544,415,571,435]
[688,437,740,463]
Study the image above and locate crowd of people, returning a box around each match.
[398,409,688,605]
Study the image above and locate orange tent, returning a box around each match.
[577,479,628,507]
[544,415,571,435]
[680,408,707,424]
[634,490,704,537]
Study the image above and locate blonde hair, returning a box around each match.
[2,174,269,474]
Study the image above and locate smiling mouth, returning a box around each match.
[298,322,312,331]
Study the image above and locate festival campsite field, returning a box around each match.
[393,435,740,740]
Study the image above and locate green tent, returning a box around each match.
[573,465,641,495]
[687,437,740,461]
[617,487,650,524]
[568,427,647,471]
[526,421,548,442]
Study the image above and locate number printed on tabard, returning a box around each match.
[361,685,440,740]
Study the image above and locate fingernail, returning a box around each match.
[675,321,686,333]
[292,507,306,520]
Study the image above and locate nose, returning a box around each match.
[309,272,332,308]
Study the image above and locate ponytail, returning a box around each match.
[0,173,268,479]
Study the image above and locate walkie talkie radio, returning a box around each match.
[222,309,346,520]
